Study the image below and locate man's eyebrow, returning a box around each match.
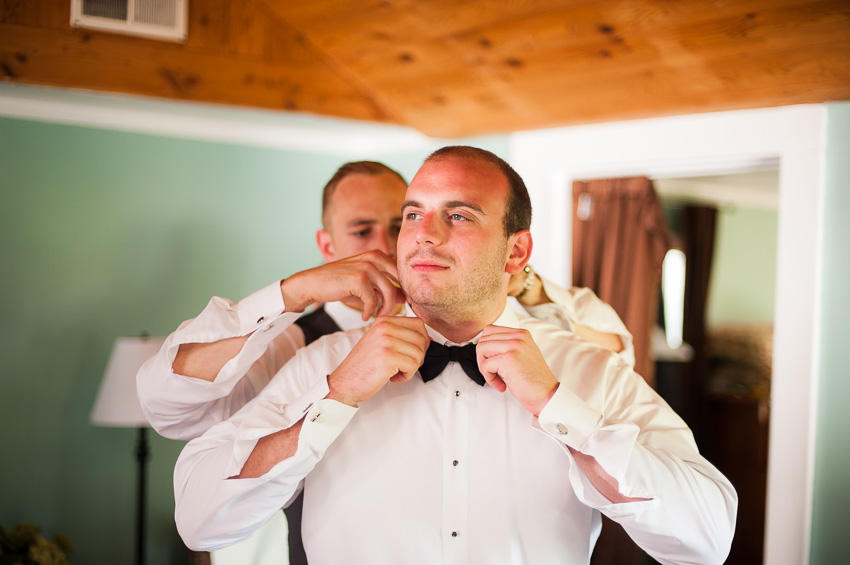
[444,200,485,215]
[401,200,486,215]
[345,219,377,228]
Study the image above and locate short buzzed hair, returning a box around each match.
[321,161,407,229]
[424,146,532,237]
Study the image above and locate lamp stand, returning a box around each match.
[134,426,150,565]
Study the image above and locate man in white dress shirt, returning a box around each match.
[138,161,632,441]
[138,159,634,564]
[172,146,736,564]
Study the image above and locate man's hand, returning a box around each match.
[327,316,429,407]
[476,325,559,416]
[280,250,404,320]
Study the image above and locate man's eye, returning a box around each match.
[390,225,402,235]
[352,228,371,238]
[449,213,468,221]
[405,212,422,220]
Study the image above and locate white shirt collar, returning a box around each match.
[402,301,522,345]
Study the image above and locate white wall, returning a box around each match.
[509,105,826,564]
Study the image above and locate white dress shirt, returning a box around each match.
[514,276,635,367]
[173,305,736,565]
[138,280,634,441]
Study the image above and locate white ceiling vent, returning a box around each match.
[71,0,188,43]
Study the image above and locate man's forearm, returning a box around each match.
[232,418,304,479]
[137,280,304,440]
[174,389,357,550]
[173,335,250,382]
[174,424,308,551]
[568,447,650,503]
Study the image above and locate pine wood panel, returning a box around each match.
[1,0,70,29]
[1,0,848,137]
[269,0,850,135]
[0,3,396,122]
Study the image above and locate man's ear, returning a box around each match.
[506,230,533,275]
[316,230,336,263]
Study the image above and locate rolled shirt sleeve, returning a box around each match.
[173,330,363,551]
[535,345,737,565]
[137,280,305,440]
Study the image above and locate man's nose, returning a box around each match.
[375,229,394,257]
[416,213,443,246]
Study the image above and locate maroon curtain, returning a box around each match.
[572,176,671,385]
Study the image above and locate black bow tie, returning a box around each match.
[419,341,485,386]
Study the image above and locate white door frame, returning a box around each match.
[509,104,826,565]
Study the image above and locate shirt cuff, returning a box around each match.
[537,383,603,452]
[237,279,293,334]
[536,383,641,484]
[228,379,357,478]
[298,398,359,458]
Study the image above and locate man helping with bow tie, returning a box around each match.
[174,146,737,565]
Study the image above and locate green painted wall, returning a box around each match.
[2,100,848,563]
[707,206,778,327]
[0,115,505,564]
[810,103,850,564]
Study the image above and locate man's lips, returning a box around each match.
[410,261,450,272]
[408,256,452,271]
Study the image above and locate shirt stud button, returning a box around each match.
[451,531,458,538]
[257,316,265,324]
[556,423,569,435]
[452,460,459,467]
[455,391,460,397]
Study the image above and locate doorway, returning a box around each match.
[655,170,778,565]
[511,103,826,564]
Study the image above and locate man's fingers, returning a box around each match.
[359,291,380,321]
[370,266,403,315]
[290,250,401,315]
[477,326,533,362]
[349,262,402,319]
[329,316,428,405]
[480,325,527,340]
[482,369,507,392]
[371,317,430,357]
[380,318,428,382]
[343,269,394,320]
[357,249,398,275]
[390,368,418,383]
[476,349,507,392]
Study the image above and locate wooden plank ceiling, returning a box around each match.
[2,0,849,137]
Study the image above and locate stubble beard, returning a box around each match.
[400,241,508,323]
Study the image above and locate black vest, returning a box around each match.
[284,305,342,565]
[295,305,342,345]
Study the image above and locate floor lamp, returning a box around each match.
[91,335,165,565]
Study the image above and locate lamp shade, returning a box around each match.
[91,335,165,427]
